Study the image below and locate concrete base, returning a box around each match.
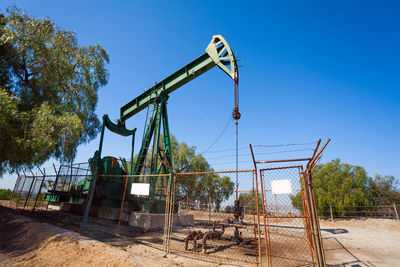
[61,202,84,213]
[47,204,61,210]
[61,203,122,220]
[61,202,194,231]
[96,206,122,221]
[128,212,194,232]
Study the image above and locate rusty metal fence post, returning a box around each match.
[81,164,98,230]
[23,169,36,210]
[116,175,129,235]
[10,174,21,207]
[32,168,46,213]
[304,169,326,267]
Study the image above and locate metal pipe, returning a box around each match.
[259,170,272,266]
[303,170,318,265]
[52,164,62,191]
[32,168,46,213]
[309,139,331,168]
[306,169,326,266]
[275,194,278,234]
[263,215,308,219]
[23,169,36,209]
[176,169,254,175]
[300,169,316,266]
[10,174,21,207]
[310,155,322,170]
[252,171,257,244]
[95,173,171,178]
[16,170,28,208]
[307,139,321,169]
[249,144,262,266]
[67,162,74,192]
[260,165,302,171]
[256,158,312,164]
[81,164,98,230]
[167,173,177,254]
[163,172,172,254]
[169,247,258,265]
[116,176,129,235]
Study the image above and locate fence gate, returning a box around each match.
[258,166,319,266]
[164,170,261,265]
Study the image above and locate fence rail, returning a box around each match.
[318,204,400,222]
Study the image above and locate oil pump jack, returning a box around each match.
[48,35,240,215]
[100,34,239,175]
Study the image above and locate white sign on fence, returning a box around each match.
[271,179,292,195]
[130,183,150,196]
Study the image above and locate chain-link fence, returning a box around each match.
[8,160,331,266]
[167,170,260,265]
[9,163,92,215]
[10,175,36,209]
[259,166,315,267]
[96,173,172,234]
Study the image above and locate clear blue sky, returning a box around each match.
[1,1,399,189]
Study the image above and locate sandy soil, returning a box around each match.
[0,203,232,267]
[1,201,399,267]
[320,218,400,267]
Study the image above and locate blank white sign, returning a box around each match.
[271,179,292,195]
[131,183,150,196]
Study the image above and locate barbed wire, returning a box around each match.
[253,142,317,148]
[205,148,314,161]
[201,141,317,154]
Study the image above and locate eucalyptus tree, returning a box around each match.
[0,7,109,175]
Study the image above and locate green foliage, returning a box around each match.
[370,174,400,205]
[0,7,109,175]
[313,159,373,212]
[170,137,234,211]
[0,188,12,200]
[290,159,400,216]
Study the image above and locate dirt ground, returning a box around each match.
[0,202,229,267]
[320,218,400,266]
[0,201,399,267]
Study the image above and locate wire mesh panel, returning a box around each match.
[96,173,172,236]
[260,167,315,267]
[168,170,260,265]
[9,175,22,206]
[53,163,91,192]
[23,176,43,209]
[14,176,35,208]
